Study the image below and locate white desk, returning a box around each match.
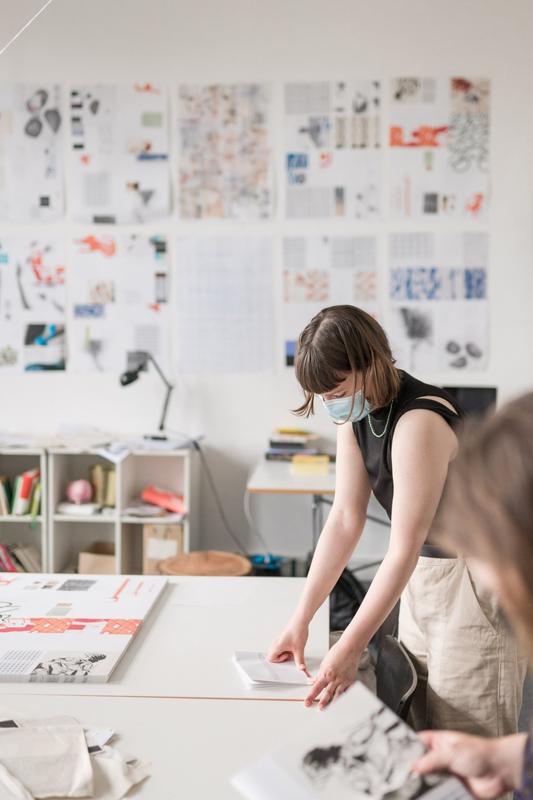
[247,459,336,549]
[0,577,328,700]
[247,459,336,495]
[0,693,314,799]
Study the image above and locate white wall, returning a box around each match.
[1,0,532,559]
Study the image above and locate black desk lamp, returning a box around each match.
[120,353,174,440]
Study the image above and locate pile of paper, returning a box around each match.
[0,714,149,799]
[233,651,313,687]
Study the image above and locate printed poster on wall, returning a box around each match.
[284,81,381,219]
[0,84,64,222]
[69,82,170,223]
[0,236,67,372]
[175,236,274,372]
[389,77,490,219]
[178,83,273,219]
[69,233,170,373]
[388,232,489,371]
[283,236,379,366]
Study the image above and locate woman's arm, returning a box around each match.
[293,421,372,624]
[267,422,371,668]
[305,409,457,707]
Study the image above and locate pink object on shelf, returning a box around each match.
[66,479,94,505]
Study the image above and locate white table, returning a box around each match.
[0,576,328,700]
[246,459,336,496]
[247,459,336,549]
[0,693,315,799]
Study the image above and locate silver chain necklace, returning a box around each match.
[367,402,394,439]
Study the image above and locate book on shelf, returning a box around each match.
[56,502,102,517]
[0,477,11,516]
[0,471,41,517]
[232,682,470,800]
[0,544,42,573]
[11,469,40,516]
[141,485,186,515]
[89,463,106,506]
[265,447,319,461]
[104,467,116,507]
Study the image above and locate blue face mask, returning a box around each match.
[321,391,372,423]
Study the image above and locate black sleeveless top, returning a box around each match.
[353,371,462,520]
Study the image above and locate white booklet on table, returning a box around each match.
[232,682,471,800]
[233,651,316,687]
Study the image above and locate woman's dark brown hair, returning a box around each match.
[436,392,533,662]
[294,305,400,417]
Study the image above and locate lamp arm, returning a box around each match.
[143,353,174,432]
[158,383,173,432]
[145,352,173,390]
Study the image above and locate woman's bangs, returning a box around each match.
[295,346,347,396]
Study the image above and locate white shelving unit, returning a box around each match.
[48,445,199,574]
[0,448,47,570]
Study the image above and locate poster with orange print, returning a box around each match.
[0,574,166,683]
[69,233,171,374]
[390,77,490,219]
[0,236,67,373]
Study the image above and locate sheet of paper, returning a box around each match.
[388,232,489,371]
[69,233,171,374]
[390,77,490,219]
[284,81,381,218]
[234,651,314,686]
[175,236,274,372]
[0,235,67,373]
[283,236,379,366]
[0,84,64,222]
[69,82,170,223]
[232,682,473,800]
[178,83,273,219]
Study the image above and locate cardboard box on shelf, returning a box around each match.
[78,541,116,575]
[143,524,184,575]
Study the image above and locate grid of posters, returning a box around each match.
[69,233,171,374]
[284,81,381,218]
[0,77,491,376]
[178,83,273,219]
[175,237,274,372]
[69,83,170,223]
[390,77,490,219]
[388,232,489,371]
[0,84,64,222]
[283,236,379,366]
[0,236,67,372]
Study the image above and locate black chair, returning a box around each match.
[375,634,417,721]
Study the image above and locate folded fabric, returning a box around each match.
[89,747,150,800]
[0,725,93,798]
[0,761,34,800]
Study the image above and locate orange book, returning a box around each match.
[141,485,186,515]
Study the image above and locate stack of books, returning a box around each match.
[266,428,331,462]
[0,543,42,572]
[0,470,41,517]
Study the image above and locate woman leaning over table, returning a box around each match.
[268,305,526,743]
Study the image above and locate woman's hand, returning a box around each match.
[412,731,528,800]
[267,616,310,676]
[304,639,361,710]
